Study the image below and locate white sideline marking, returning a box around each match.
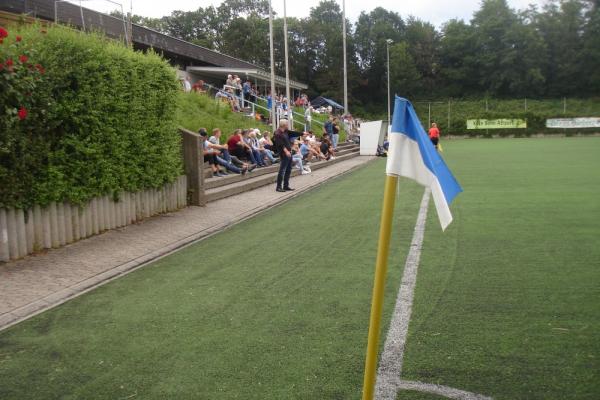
[398,380,492,400]
[374,189,492,400]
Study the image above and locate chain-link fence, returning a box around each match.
[412,98,600,136]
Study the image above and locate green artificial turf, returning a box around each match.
[2,138,599,399]
[0,160,423,399]
[399,137,600,399]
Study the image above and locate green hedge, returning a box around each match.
[0,24,182,209]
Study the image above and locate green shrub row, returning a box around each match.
[0,24,182,209]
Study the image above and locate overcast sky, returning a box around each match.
[73,0,546,27]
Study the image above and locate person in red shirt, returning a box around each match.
[227,129,256,164]
[428,122,440,150]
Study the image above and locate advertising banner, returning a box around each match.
[466,119,527,129]
[546,118,600,129]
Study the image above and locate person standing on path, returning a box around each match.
[274,119,294,192]
[429,122,440,150]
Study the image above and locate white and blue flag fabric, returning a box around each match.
[386,96,463,230]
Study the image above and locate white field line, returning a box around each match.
[374,188,492,400]
[398,380,492,400]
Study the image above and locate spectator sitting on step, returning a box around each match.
[259,131,274,152]
[208,128,255,173]
[305,131,326,159]
[199,128,227,177]
[320,133,336,161]
[291,140,311,174]
[250,129,278,165]
[243,129,266,167]
[300,135,324,162]
[227,129,259,166]
[216,88,229,101]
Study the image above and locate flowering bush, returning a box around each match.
[0,26,47,129]
[0,24,181,209]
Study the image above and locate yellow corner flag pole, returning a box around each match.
[362,174,399,400]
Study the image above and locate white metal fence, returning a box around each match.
[0,176,187,262]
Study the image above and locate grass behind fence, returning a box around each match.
[412,98,600,137]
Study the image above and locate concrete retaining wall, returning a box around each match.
[0,176,187,262]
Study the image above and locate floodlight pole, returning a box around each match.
[342,0,348,116]
[268,0,276,131]
[283,0,292,127]
[386,39,393,125]
[79,0,86,31]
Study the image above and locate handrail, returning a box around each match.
[255,94,325,128]
[199,83,334,132]
[201,83,305,130]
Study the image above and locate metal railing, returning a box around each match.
[201,83,310,131]
[253,94,325,130]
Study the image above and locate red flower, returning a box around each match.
[35,64,45,74]
[0,27,8,39]
[18,107,28,120]
[16,35,22,42]
[18,55,28,63]
[5,58,13,67]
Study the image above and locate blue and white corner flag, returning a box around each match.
[386,96,463,230]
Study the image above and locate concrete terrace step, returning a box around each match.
[204,150,360,203]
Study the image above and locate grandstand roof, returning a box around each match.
[0,0,307,88]
[187,67,308,91]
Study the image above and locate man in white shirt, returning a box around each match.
[183,76,192,93]
[304,106,312,131]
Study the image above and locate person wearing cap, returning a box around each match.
[244,130,266,167]
[273,119,293,192]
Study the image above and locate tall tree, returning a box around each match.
[471,0,523,95]
[581,0,600,93]
[404,17,440,95]
[536,0,587,96]
[438,19,478,96]
[353,8,405,107]
[304,1,346,101]
[389,42,421,98]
